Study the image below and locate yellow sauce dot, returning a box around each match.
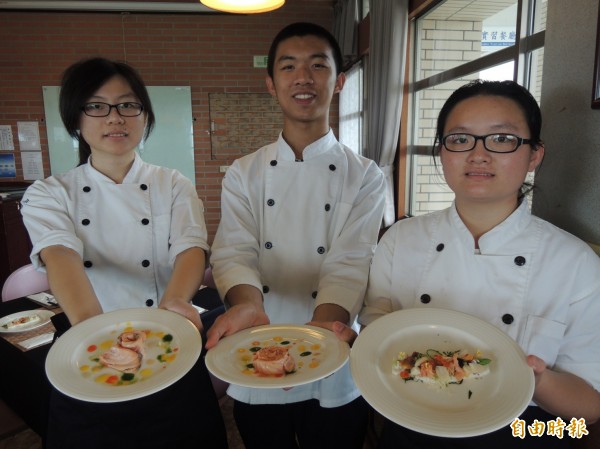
[309,361,319,369]
[311,344,321,351]
[164,354,177,363]
[242,369,253,375]
[123,326,134,332]
[297,345,306,352]
[273,336,283,342]
[99,340,114,351]
[251,341,260,346]
[79,365,90,372]
[94,374,111,383]
[91,365,103,373]
[237,348,246,353]
[241,355,251,362]
[139,368,153,378]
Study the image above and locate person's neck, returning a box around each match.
[454,198,519,249]
[89,152,135,184]
[281,121,329,160]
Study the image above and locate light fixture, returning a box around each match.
[200,0,284,14]
[0,1,215,13]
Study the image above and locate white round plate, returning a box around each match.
[0,309,55,333]
[45,308,201,403]
[350,308,534,438]
[206,324,350,389]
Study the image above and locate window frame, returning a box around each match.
[398,0,545,217]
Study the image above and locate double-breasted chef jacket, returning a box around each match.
[211,130,386,407]
[360,199,600,393]
[21,154,209,312]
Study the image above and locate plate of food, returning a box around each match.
[0,310,55,333]
[45,308,201,403]
[205,324,350,389]
[350,308,534,438]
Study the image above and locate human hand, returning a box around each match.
[526,354,548,388]
[205,303,269,350]
[160,300,203,331]
[307,320,357,346]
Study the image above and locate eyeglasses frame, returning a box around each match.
[441,133,534,154]
[81,102,144,118]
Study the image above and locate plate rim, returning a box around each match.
[205,323,350,389]
[45,307,201,403]
[350,308,535,438]
[0,309,55,333]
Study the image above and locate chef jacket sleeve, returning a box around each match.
[210,160,263,301]
[167,172,209,264]
[20,179,84,270]
[357,216,397,326]
[552,249,600,391]
[314,161,385,323]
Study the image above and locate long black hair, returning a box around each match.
[59,57,155,165]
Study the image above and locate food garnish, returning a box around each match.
[2,314,40,329]
[392,349,491,386]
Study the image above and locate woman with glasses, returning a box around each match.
[20,57,227,449]
[360,80,600,448]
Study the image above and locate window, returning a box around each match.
[407,0,547,216]
[339,62,364,154]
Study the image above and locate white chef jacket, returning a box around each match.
[20,154,208,312]
[211,130,385,407]
[360,200,600,392]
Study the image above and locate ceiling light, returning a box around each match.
[0,1,215,13]
[200,0,284,14]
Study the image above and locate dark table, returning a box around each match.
[0,288,225,442]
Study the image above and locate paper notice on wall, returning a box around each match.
[21,151,44,180]
[0,125,15,151]
[17,121,42,152]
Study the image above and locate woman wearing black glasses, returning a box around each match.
[21,57,227,449]
[360,80,600,448]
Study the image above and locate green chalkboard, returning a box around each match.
[42,86,195,185]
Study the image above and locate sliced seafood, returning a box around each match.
[99,346,142,373]
[253,346,296,376]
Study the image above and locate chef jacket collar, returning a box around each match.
[84,153,143,184]
[276,129,337,161]
[449,198,533,254]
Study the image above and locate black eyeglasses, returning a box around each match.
[442,133,533,154]
[81,102,144,117]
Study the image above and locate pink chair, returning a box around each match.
[2,263,50,302]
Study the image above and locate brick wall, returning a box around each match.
[0,0,336,242]
[412,18,482,215]
[410,8,546,215]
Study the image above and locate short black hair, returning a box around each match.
[266,22,343,78]
[59,57,155,165]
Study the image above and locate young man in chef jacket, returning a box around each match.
[206,22,385,449]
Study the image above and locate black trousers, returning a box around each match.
[45,355,228,449]
[233,396,369,449]
[376,406,572,449]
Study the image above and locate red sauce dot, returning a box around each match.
[87,345,97,352]
[106,375,118,384]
